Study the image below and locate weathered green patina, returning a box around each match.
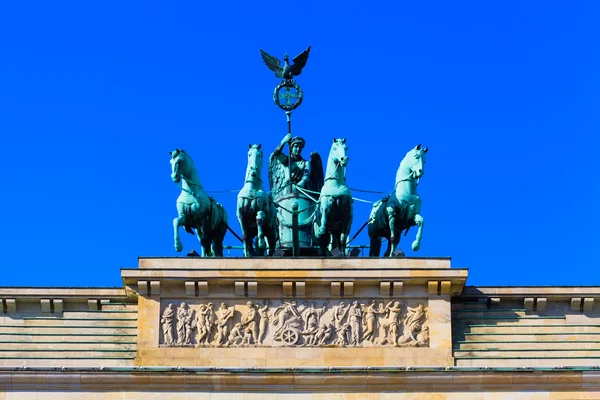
[236,144,277,257]
[170,149,228,256]
[368,144,428,256]
[259,46,311,83]
[313,138,354,256]
[268,134,324,253]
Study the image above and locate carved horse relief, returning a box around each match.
[170,149,228,256]
[313,138,354,256]
[236,144,277,256]
[368,144,427,256]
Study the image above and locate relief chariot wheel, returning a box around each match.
[280,326,300,345]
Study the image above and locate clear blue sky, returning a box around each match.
[0,1,598,287]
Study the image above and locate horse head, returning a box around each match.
[398,144,428,183]
[246,144,263,182]
[330,138,349,167]
[169,149,186,183]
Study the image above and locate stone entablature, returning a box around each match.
[1,257,600,397]
[124,257,464,368]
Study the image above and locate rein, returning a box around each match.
[174,175,205,198]
[324,161,346,183]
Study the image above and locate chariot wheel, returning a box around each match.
[281,327,299,345]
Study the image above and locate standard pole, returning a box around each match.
[286,111,292,193]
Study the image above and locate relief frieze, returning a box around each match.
[159,299,429,348]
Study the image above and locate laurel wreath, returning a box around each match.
[273,81,303,111]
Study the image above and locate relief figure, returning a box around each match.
[397,304,429,347]
[241,301,259,345]
[160,303,176,346]
[348,301,362,346]
[379,301,402,345]
[332,301,350,329]
[301,301,328,346]
[361,300,384,344]
[176,302,195,345]
[333,323,351,346]
[228,323,245,346]
[257,301,270,345]
[213,302,234,346]
[197,302,214,345]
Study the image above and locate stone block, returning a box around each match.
[343,281,354,296]
[295,281,305,297]
[185,281,195,297]
[380,282,391,296]
[282,282,293,297]
[235,282,245,296]
[40,299,51,313]
[5,299,16,313]
[53,299,63,313]
[149,281,161,296]
[247,282,257,297]
[524,297,534,311]
[428,281,438,295]
[197,281,208,296]
[392,281,403,296]
[584,298,594,313]
[88,299,99,311]
[331,282,341,296]
[571,297,582,312]
[536,297,547,312]
[137,281,148,295]
[440,281,451,295]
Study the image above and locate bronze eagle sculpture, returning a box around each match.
[259,46,311,81]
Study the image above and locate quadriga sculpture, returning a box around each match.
[170,149,228,256]
[313,138,353,256]
[237,144,277,256]
[368,144,427,256]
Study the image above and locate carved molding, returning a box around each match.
[159,299,429,348]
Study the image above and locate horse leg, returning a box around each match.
[339,198,353,256]
[199,222,212,257]
[367,223,380,257]
[213,236,224,257]
[237,200,252,257]
[383,239,392,257]
[318,198,332,256]
[266,220,277,256]
[213,214,228,257]
[193,229,205,256]
[200,237,212,257]
[386,205,397,256]
[255,211,264,256]
[318,197,331,237]
[411,214,425,251]
[173,203,186,252]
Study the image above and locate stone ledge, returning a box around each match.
[121,269,467,286]
[0,287,128,299]
[0,368,598,391]
[462,286,600,299]
[137,257,452,270]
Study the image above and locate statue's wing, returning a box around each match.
[309,151,324,195]
[268,151,287,195]
[290,45,311,76]
[260,49,284,78]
